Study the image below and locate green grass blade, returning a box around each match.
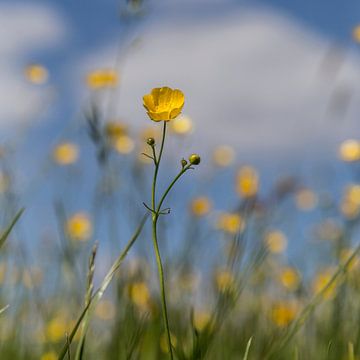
[0,208,24,250]
[243,337,253,360]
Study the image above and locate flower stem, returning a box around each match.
[151,121,174,359]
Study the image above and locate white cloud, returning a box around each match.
[0,3,65,125]
[78,5,360,158]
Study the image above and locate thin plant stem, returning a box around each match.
[151,121,174,359]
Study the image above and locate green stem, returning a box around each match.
[151,121,174,359]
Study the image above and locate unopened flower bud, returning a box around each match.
[181,159,187,168]
[189,154,201,165]
[147,137,155,146]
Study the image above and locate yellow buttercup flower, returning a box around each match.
[160,332,177,353]
[105,121,128,141]
[265,230,287,254]
[24,64,48,85]
[279,267,301,291]
[40,351,57,360]
[193,310,211,332]
[86,69,118,89]
[212,145,235,167]
[295,188,318,211]
[66,213,92,241]
[143,87,185,122]
[271,301,298,327]
[114,135,135,154]
[312,268,337,300]
[46,317,67,342]
[53,142,79,165]
[215,269,235,292]
[217,213,245,234]
[169,115,193,135]
[128,281,151,309]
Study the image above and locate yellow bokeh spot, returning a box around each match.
[46,317,67,342]
[271,301,298,327]
[40,351,57,360]
[312,268,337,300]
[193,310,211,332]
[53,142,79,165]
[295,188,318,211]
[236,166,259,198]
[279,267,301,291]
[190,197,212,217]
[265,231,287,254]
[341,184,360,219]
[95,299,116,320]
[169,115,193,135]
[339,140,360,162]
[353,25,360,43]
[66,213,92,241]
[217,213,245,234]
[212,145,235,167]
[340,248,360,271]
[128,281,150,309]
[105,121,128,141]
[114,135,135,154]
[0,172,10,194]
[86,69,118,89]
[160,332,177,353]
[24,64,48,85]
[215,269,235,293]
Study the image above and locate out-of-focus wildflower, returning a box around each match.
[53,142,79,165]
[160,332,177,353]
[114,135,135,154]
[338,140,360,162]
[0,172,10,193]
[265,230,287,254]
[40,351,57,360]
[128,281,151,309]
[295,188,318,211]
[352,25,360,43]
[178,271,201,292]
[46,317,67,342]
[86,69,118,89]
[279,267,301,291]
[215,269,235,293]
[212,145,235,167]
[341,184,360,219]
[193,310,211,332]
[169,115,193,135]
[143,87,185,122]
[105,121,128,141]
[271,301,298,327]
[66,213,92,241]
[236,166,259,198]
[24,64,48,85]
[190,196,212,217]
[217,212,245,234]
[95,300,116,320]
[312,268,337,300]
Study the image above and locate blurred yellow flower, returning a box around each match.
[341,184,360,219]
[24,64,48,85]
[236,166,259,198]
[160,332,177,353]
[352,25,360,43]
[53,142,79,165]
[105,121,128,141]
[114,135,135,154]
[295,188,318,211]
[86,69,118,89]
[265,230,287,254]
[190,197,212,217]
[169,115,193,135]
[46,317,67,342]
[66,213,92,241]
[95,299,116,320]
[279,267,301,291]
[215,269,235,293]
[128,281,150,309]
[0,172,10,193]
[338,140,360,162]
[143,87,185,122]
[217,212,245,234]
[40,351,57,360]
[271,301,298,327]
[312,268,337,300]
[340,248,360,271]
[193,310,211,332]
[212,145,235,167]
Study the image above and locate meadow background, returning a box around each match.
[1,0,360,359]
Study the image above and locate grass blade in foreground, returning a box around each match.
[58,214,148,360]
[0,208,24,250]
